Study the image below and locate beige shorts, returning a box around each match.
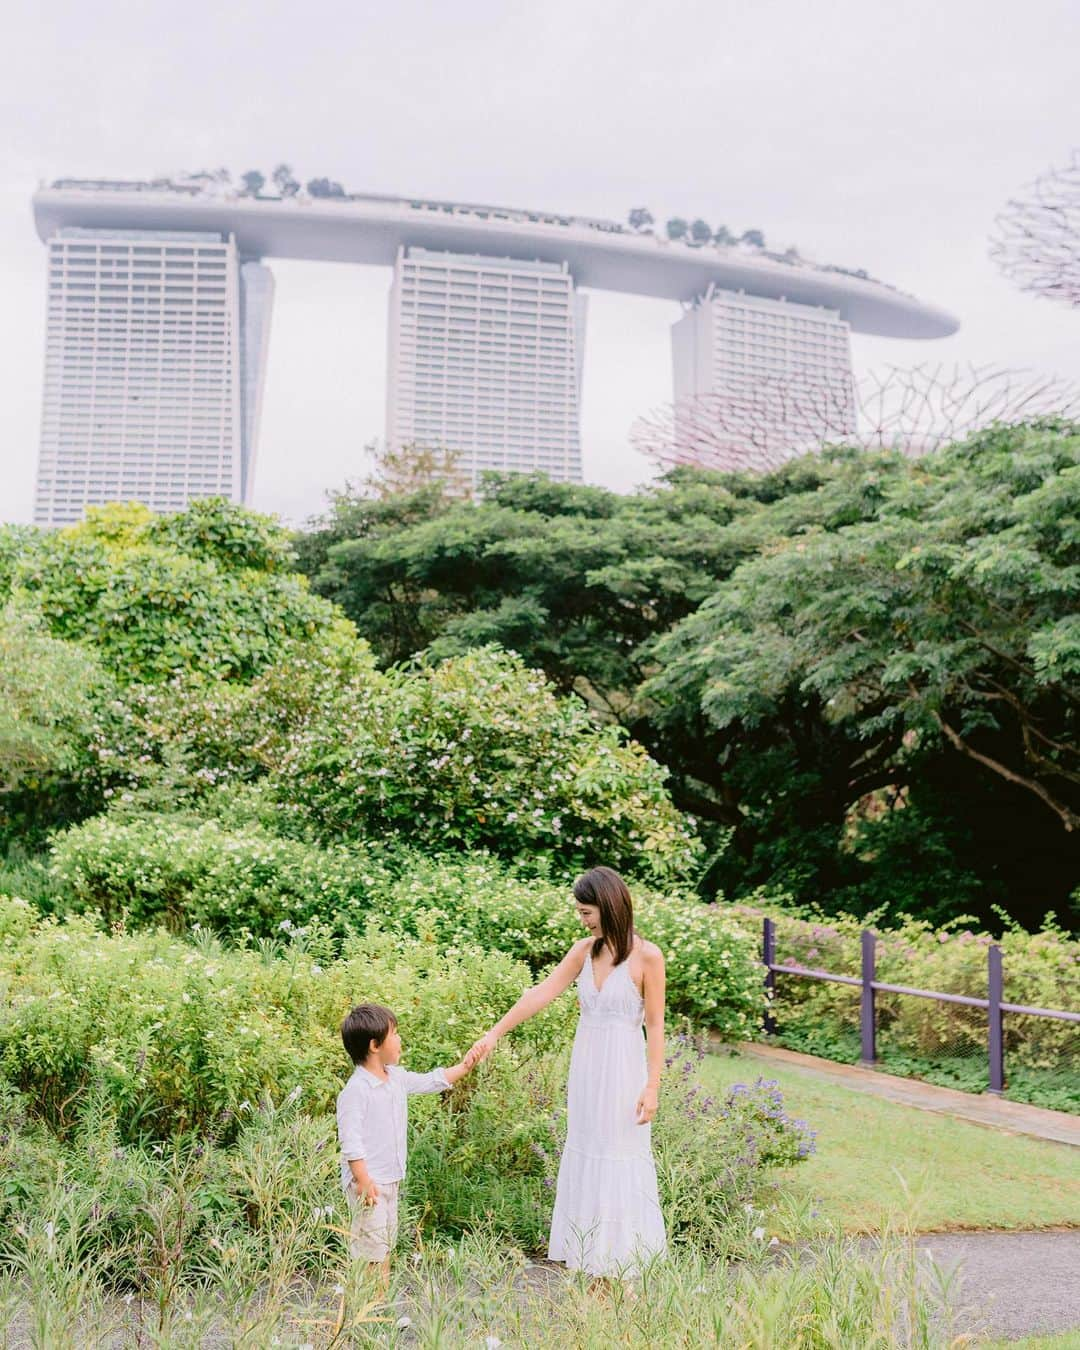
[346,1178,400,1262]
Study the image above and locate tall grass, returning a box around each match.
[0,1218,961,1349]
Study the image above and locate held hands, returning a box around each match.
[461,1041,486,1072]
[466,1031,498,1067]
[635,1084,659,1125]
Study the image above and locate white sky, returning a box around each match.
[2,0,1078,526]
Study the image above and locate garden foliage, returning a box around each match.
[741,901,1080,1110]
[0,896,801,1257]
[299,427,1080,926]
[45,828,757,1033]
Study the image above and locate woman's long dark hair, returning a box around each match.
[574,866,635,965]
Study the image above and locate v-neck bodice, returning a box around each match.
[578,951,644,1024]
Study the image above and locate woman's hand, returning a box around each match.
[468,1030,498,1064]
[635,1084,659,1125]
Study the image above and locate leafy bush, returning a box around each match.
[0,897,809,1259]
[0,603,112,847]
[3,501,338,684]
[42,829,761,1032]
[71,639,698,885]
[528,1035,815,1255]
[48,814,390,935]
[0,897,566,1141]
[271,646,700,882]
[370,851,761,1034]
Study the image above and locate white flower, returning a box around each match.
[768,1236,780,1247]
[485,1338,503,1349]
[412,1252,422,1266]
[752,1226,766,1241]
[396,1315,412,1329]
[333,1283,344,1294]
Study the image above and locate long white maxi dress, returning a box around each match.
[547,951,667,1275]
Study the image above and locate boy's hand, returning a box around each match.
[462,1044,485,1072]
[359,1177,380,1207]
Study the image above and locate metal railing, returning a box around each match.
[762,917,1080,1096]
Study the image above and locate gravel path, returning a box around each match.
[912,1229,1080,1342]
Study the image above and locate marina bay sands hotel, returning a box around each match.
[31,178,958,525]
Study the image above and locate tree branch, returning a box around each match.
[932,711,1079,831]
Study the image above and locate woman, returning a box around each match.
[470,866,667,1276]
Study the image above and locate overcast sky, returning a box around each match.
[3,0,1078,527]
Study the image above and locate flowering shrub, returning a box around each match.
[48,813,390,935]
[377,851,761,1034]
[271,647,701,883]
[529,1036,814,1255]
[76,641,699,885]
[0,896,799,1257]
[656,1043,815,1251]
[0,896,568,1141]
[42,831,761,1032]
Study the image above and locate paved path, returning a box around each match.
[909,1229,1080,1341]
[729,1041,1080,1148]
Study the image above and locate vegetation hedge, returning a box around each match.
[0,896,808,1257]
[44,821,761,1035]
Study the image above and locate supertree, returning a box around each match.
[631,364,1080,473]
[991,150,1080,307]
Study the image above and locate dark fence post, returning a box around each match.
[860,928,877,1065]
[988,944,1005,1095]
[763,917,777,1035]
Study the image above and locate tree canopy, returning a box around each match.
[297,427,1080,928]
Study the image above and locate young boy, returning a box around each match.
[336,1003,479,1281]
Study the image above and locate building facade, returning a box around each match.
[670,286,856,471]
[33,226,271,527]
[386,246,586,486]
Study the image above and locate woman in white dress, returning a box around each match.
[470,866,667,1275]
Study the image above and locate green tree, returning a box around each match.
[740,228,766,247]
[5,499,337,683]
[272,163,300,197]
[240,170,265,197]
[297,429,1080,925]
[646,423,1080,924]
[306,177,345,199]
[690,218,712,245]
[666,217,689,241]
[299,466,774,693]
[628,207,654,232]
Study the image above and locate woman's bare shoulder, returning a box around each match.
[636,938,665,965]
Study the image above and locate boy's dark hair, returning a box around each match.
[341,1003,397,1065]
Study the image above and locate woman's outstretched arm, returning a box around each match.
[470,939,590,1059]
[636,944,666,1124]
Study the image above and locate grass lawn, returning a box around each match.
[702,1050,1080,1235]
